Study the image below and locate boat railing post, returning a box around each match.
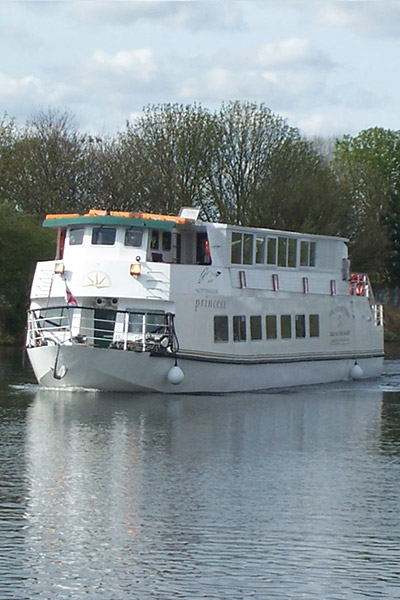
[142,314,146,352]
[124,311,129,350]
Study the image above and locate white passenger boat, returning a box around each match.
[26,208,384,393]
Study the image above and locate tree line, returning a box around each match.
[0,101,399,340]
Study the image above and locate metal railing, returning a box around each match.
[26,305,179,354]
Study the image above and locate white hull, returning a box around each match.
[27,344,384,394]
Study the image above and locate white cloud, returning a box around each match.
[72,0,244,31]
[0,72,44,103]
[257,38,332,70]
[316,1,400,37]
[82,49,157,89]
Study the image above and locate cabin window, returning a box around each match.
[266,315,277,339]
[267,238,277,265]
[277,237,297,267]
[250,316,262,340]
[281,315,292,339]
[288,239,297,267]
[277,237,287,267]
[243,234,253,265]
[309,314,320,337]
[255,236,266,264]
[295,314,306,338]
[231,232,242,264]
[310,242,316,266]
[125,229,143,247]
[231,232,254,265]
[300,240,317,267]
[214,316,229,342]
[92,227,116,246]
[233,315,246,342]
[70,227,84,245]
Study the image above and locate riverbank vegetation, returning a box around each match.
[1,101,400,343]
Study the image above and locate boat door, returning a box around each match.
[94,308,117,348]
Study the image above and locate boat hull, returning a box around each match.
[27,344,384,394]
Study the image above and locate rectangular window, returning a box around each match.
[243,234,253,265]
[309,314,320,337]
[125,228,143,247]
[295,314,306,338]
[214,316,229,342]
[300,241,309,266]
[231,232,242,264]
[162,231,172,251]
[69,227,84,245]
[310,242,316,267]
[239,270,247,288]
[300,240,317,267]
[278,237,287,266]
[281,315,292,339]
[92,227,116,245]
[233,315,246,342]
[272,273,279,291]
[266,315,277,339]
[288,238,297,267]
[255,236,266,264]
[302,277,309,294]
[250,316,262,341]
[267,238,277,265]
[150,230,159,249]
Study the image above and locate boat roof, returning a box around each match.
[43,209,196,231]
[43,209,348,242]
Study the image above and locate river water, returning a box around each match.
[1,347,400,600]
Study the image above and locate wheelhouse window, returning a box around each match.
[69,227,84,245]
[233,315,247,342]
[214,316,229,342]
[162,231,172,251]
[150,230,159,249]
[125,228,143,247]
[92,227,116,246]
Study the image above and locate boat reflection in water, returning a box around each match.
[20,383,400,599]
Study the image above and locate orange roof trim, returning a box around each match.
[45,209,194,225]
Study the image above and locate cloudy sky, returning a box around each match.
[1,0,400,138]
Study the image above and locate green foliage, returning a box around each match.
[2,104,400,342]
[333,127,400,284]
[0,202,55,339]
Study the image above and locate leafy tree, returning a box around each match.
[333,127,400,283]
[123,103,215,216]
[205,101,349,235]
[0,202,55,339]
[6,108,87,216]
